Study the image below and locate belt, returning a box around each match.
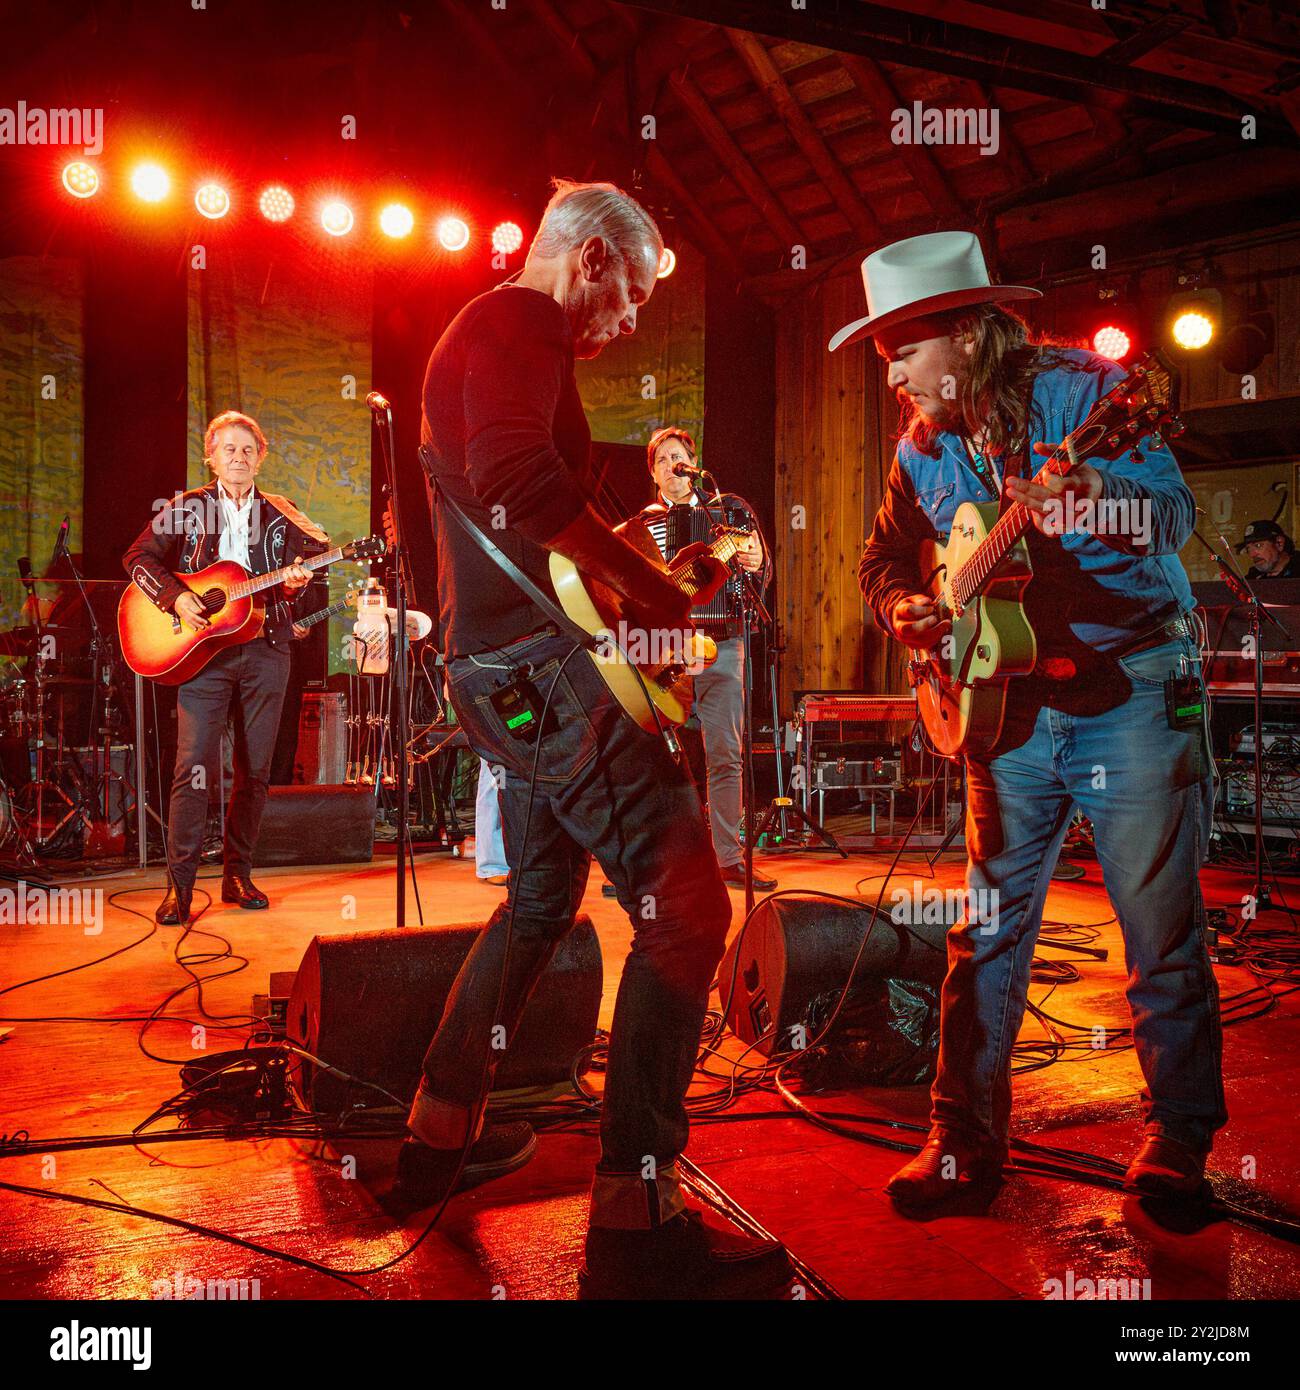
[452,621,559,662]
[1113,612,1197,659]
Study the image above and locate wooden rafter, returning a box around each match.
[725,28,880,245]
[667,66,810,253]
[839,53,963,224]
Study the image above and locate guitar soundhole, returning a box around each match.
[200,588,226,616]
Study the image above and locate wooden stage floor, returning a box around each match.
[2,844,1299,1302]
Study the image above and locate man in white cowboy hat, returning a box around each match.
[841,231,1223,1210]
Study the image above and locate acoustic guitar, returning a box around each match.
[118,537,385,684]
[549,517,753,729]
[910,352,1182,757]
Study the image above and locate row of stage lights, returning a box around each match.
[1091,310,1218,361]
[59,159,679,275]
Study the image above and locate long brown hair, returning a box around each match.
[901,304,1081,459]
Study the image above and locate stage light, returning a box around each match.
[437,216,470,252]
[491,221,523,255]
[380,203,414,239]
[131,162,170,203]
[657,246,677,280]
[61,161,99,198]
[194,183,231,220]
[259,185,295,223]
[1172,310,1214,350]
[321,200,354,237]
[1092,326,1131,360]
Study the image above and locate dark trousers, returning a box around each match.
[167,639,290,890]
[414,628,732,1228]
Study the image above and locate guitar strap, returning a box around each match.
[996,392,1036,518]
[418,445,598,654]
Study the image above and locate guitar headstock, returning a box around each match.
[1083,351,1184,462]
[344,535,387,562]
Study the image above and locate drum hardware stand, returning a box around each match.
[1195,526,1294,924]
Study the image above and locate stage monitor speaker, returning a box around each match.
[253,784,375,867]
[719,893,949,1055]
[286,916,603,1109]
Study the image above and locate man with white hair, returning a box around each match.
[123,411,326,924]
[404,179,792,1299]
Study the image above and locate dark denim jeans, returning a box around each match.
[168,638,289,891]
[934,635,1226,1153]
[414,628,732,1228]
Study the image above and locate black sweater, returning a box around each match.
[420,284,592,657]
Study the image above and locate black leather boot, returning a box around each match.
[884,1127,1007,1210]
[155,883,193,925]
[221,873,269,909]
[581,1207,794,1300]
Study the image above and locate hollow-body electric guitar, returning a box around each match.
[118,537,385,684]
[911,352,1182,758]
[549,517,754,729]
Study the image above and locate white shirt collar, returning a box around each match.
[217,480,255,511]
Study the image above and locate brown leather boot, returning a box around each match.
[885,1127,1007,1209]
[1123,1128,1209,1198]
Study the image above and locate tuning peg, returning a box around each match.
[1167,416,1186,438]
[1130,448,1145,464]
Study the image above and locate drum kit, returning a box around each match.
[0,578,136,864]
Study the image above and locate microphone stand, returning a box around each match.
[1192,527,1291,924]
[370,397,416,928]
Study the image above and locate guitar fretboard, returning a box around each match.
[227,544,354,601]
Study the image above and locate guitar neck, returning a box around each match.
[946,436,1083,614]
[231,545,350,600]
[295,594,352,630]
[673,530,752,598]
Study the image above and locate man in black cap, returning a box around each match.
[1238,519,1299,579]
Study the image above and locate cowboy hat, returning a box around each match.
[828,231,1041,352]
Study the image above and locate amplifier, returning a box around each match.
[294,691,347,784]
[1221,762,1300,825]
[813,756,903,790]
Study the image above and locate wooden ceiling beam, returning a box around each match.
[725,28,880,246]
[620,0,1296,145]
[667,66,810,253]
[839,53,962,224]
[531,0,599,85]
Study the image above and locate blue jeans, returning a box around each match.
[934,635,1226,1153]
[473,758,508,878]
[413,629,733,1228]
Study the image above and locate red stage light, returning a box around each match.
[130,162,170,203]
[61,161,99,198]
[657,246,677,280]
[437,216,470,252]
[194,183,231,220]
[491,221,523,255]
[321,200,354,237]
[259,185,295,223]
[380,203,414,239]
[1093,325,1131,360]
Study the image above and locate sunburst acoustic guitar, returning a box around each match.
[118,536,385,684]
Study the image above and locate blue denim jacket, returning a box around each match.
[858,349,1195,654]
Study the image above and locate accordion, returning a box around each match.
[642,501,752,640]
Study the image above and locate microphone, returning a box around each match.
[366,390,392,413]
[17,556,35,592]
[51,514,70,565]
[672,461,705,478]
